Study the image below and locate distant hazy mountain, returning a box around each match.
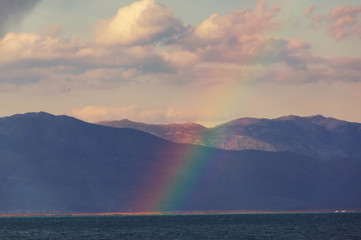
[1,112,361,214]
[98,115,361,160]
[98,119,207,145]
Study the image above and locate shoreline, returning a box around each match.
[1,209,360,217]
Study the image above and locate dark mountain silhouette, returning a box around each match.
[1,112,361,214]
[98,115,361,160]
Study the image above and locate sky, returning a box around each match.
[1,0,361,126]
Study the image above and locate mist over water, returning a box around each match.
[1,213,360,239]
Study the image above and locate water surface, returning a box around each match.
[0,213,360,239]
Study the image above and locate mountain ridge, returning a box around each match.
[97,115,361,160]
[1,112,361,214]
[98,118,207,145]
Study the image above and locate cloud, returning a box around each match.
[1,0,359,93]
[0,33,86,64]
[303,4,361,40]
[160,50,199,69]
[70,104,218,123]
[191,0,280,47]
[302,4,322,27]
[173,1,312,72]
[0,32,172,85]
[287,38,310,51]
[303,5,315,17]
[328,5,361,40]
[0,0,287,76]
[252,56,361,84]
[41,24,63,37]
[330,57,361,70]
[0,0,40,36]
[93,0,185,46]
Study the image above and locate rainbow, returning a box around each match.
[130,142,225,212]
[151,146,214,212]
[130,72,254,212]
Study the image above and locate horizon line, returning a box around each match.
[1,209,360,217]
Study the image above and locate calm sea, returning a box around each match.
[0,213,360,239]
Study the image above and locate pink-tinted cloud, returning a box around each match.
[191,0,280,46]
[1,0,292,88]
[1,0,360,94]
[330,5,361,18]
[254,56,361,84]
[304,4,361,40]
[160,50,200,69]
[173,0,312,69]
[0,32,171,85]
[329,57,361,69]
[303,5,316,17]
[41,24,63,37]
[302,5,326,28]
[0,33,86,64]
[287,38,311,51]
[328,5,361,40]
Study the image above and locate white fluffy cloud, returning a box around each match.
[176,0,310,68]
[193,1,280,46]
[1,0,360,92]
[0,33,86,64]
[0,31,171,85]
[93,0,185,46]
[2,0,361,125]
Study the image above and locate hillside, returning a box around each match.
[0,112,360,214]
[98,119,206,145]
[98,115,361,160]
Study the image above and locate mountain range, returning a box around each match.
[98,115,361,160]
[0,112,360,214]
